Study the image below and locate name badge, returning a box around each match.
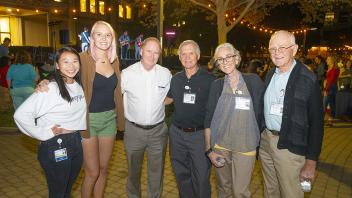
[235,97,250,110]
[270,103,283,116]
[54,148,68,162]
[183,93,196,104]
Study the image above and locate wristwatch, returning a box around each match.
[205,147,213,157]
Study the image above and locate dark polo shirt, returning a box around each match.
[167,67,216,128]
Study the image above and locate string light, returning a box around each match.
[236,20,312,35]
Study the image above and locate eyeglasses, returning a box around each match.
[215,54,238,66]
[268,44,295,54]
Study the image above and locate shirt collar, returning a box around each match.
[182,66,202,79]
[139,61,156,74]
[225,72,245,89]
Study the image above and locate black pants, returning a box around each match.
[38,132,83,198]
[169,124,211,198]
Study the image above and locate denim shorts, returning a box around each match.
[89,109,117,136]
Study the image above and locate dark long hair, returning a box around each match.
[53,47,82,102]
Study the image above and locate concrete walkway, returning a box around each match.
[0,122,351,198]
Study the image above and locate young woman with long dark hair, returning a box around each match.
[14,47,86,197]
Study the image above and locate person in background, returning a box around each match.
[0,37,11,61]
[314,55,326,88]
[134,33,143,60]
[0,56,11,111]
[6,50,37,110]
[260,30,324,198]
[14,47,86,197]
[119,31,130,60]
[204,43,264,197]
[246,59,262,74]
[0,56,10,88]
[258,60,271,80]
[338,59,351,91]
[324,55,339,126]
[78,27,90,52]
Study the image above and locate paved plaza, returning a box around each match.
[0,123,351,198]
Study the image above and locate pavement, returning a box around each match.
[0,123,351,198]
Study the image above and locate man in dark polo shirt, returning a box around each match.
[165,40,216,198]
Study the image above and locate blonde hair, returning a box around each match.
[90,21,117,63]
[141,37,161,50]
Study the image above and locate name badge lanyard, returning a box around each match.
[183,79,196,104]
[54,138,68,162]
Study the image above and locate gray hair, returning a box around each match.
[269,30,296,46]
[178,40,201,58]
[214,43,241,67]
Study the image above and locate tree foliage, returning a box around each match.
[135,0,352,43]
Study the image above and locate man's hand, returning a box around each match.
[164,97,173,105]
[299,159,317,182]
[36,79,50,92]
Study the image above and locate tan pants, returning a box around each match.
[214,149,256,198]
[259,129,305,198]
[124,121,168,198]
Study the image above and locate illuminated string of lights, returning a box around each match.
[232,18,311,35]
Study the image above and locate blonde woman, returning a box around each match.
[79,21,124,198]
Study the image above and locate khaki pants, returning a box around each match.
[214,149,256,198]
[259,129,305,198]
[124,120,168,198]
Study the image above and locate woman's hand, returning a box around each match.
[51,124,72,136]
[208,151,226,168]
[36,79,50,92]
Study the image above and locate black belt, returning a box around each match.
[267,128,280,136]
[175,125,204,132]
[129,121,164,130]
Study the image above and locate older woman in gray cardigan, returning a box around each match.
[204,43,264,198]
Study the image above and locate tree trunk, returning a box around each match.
[216,1,227,44]
[217,27,227,44]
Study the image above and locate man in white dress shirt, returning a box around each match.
[121,37,172,198]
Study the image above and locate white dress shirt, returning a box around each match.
[121,61,171,125]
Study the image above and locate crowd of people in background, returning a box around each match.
[1,20,352,198]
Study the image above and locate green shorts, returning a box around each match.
[89,110,117,137]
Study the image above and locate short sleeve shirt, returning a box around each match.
[168,68,216,128]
